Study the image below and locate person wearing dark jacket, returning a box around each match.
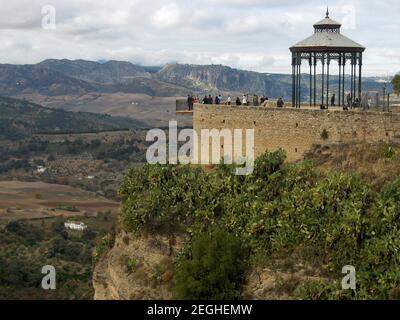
[236,97,242,106]
[187,95,194,110]
[331,94,336,107]
[277,97,284,108]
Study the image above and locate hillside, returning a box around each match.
[0,60,391,101]
[0,60,189,98]
[94,147,400,300]
[156,63,293,97]
[38,59,152,85]
[0,64,97,96]
[0,96,146,140]
[156,63,390,98]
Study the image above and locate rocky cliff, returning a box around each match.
[156,63,293,98]
[93,229,325,300]
[93,230,184,300]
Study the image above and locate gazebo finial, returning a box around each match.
[326,6,329,18]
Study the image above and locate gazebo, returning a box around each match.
[290,9,365,108]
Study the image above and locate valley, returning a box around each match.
[0,97,149,300]
[1,59,393,128]
[14,92,192,128]
[0,58,399,301]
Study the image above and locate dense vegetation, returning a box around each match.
[0,137,145,163]
[174,228,248,300]
[0,217,111,300]
[120,150,400,300]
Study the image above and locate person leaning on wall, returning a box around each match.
[277,97,284,108]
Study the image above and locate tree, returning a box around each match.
[174,228,248,300]
[392,75,400,96]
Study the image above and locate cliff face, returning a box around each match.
[93,229,324,300]
[93,230,184,300]
[156,64,293,98]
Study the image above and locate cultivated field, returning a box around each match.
[0,181,120,221]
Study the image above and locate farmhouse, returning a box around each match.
[64,221,88,231]
[35,166,47,174]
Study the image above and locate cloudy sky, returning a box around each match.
[0,0,399,76]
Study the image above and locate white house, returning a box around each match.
[64,221,88,231]
[36,166,47,174]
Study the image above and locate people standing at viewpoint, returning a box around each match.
[277,97,284,108]
[242,95,247,106]
[347,93,352,109]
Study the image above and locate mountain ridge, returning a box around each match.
[0,59,393,99]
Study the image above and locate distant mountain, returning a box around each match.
[98,77,193,96]
[0,96,146,140]
[0,59,391,101]
[156,64,293,97]
[0,64,97,96]
[0,60,190,97]
[38,59,151,85]
[155,63,391,99]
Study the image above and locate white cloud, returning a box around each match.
[152,3,183,29]
[0,0,398,76]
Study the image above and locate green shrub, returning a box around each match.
[119,150,400,300]
[127,258,137,274]
[321,129,329,140]
[383,144,396,159]
[93,234,114,262]
[296,280,345,300]
[174,228,248,300]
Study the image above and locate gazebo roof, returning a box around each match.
[313,17,342,28]
[291,32,365,52]
[290,9,365,52]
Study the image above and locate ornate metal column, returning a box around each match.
[353,53,357,105]
[326,55,330,107]
[309,56,313,106]
[338,53,342,106]
[314,54,317,106]
[292,52,296,108]
[297,52,301,108]
[358,52,362,101]
[321,54,325,106]
[350,54,354,107]
[342,57,346,106]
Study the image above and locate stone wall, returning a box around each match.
[193,104,400,162]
